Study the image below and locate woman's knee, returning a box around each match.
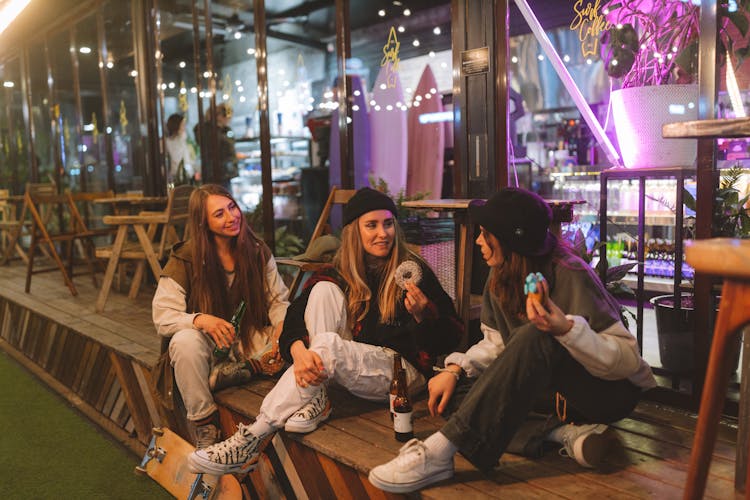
[169,328,211,363]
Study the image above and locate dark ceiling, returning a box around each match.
[1,0,576,66]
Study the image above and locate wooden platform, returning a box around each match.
[0,259,743,499]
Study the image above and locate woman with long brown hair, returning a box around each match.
[368,187,657,493]
[187,187,463,475]
[153,184,289,449]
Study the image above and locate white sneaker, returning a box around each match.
[284,385,332,433]
[558,423,611,468]
[368,439,454,493]
[188,423,262,475]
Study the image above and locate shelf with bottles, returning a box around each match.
[551,167,696,229]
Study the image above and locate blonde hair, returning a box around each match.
[333,216,420,328]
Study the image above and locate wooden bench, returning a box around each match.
[212,378,741,499]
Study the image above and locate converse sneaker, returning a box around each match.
[188,423,262,475]
[209,362,253,392]
[194,422,220,449]
[284,385,332,433]
[558,423,611,468]
[368,439,454,494]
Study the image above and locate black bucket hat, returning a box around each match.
[469,187,556,257]
[343,187,398,226]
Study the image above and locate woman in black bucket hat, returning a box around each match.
[369,187,657,494]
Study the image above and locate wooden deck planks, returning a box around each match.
[0,260,744,499]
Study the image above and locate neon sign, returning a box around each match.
[569,0,611,59]
[380,26,400,89]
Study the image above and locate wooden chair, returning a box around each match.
[683,238,750,500]
[94,184,194,312]
[20,183,103,296]
[275,186,356,299]
[0,189,30,264]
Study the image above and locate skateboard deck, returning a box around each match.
[135,427,242,499]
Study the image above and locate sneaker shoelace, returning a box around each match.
[205,423,259,465]
[292,387,327,419]
[391,439,428,469]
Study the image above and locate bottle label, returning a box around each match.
[393,411,413,433]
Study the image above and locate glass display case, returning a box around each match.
[232,136,312,221]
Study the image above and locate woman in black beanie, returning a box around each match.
[369,187,656,493]
[188,187,463,475]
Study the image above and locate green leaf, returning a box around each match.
[607,261,638,282]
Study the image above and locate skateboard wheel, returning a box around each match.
[152,427,164,436]
[134,465,147,475]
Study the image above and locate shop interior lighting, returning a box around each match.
[0,0,32,36]
[79,46,92,54]
[403,8,411,16]
[378,9,386,17]
[513,0,620,165]
[3,81,14,88]
[433,27,441,35]
[412,39,420,47]
[179,61,186,68]
[725,49,746,118]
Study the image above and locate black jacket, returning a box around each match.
[278,262,463,377]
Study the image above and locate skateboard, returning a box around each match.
[135,427,242,499]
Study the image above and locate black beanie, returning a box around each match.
[343,188,398,226]
[468,187,556,257]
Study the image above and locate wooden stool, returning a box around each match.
[683,238,750,500]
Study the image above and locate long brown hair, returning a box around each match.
[333,214,420,328]
[187,184,271,349]
[486,230,561,319]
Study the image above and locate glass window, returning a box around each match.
[102,0,144,192]
[49,28,82,191]
[347,1,453,198]
[0,58,28,194]
[158,0,201,189]
[76,15,108,192]
[28,42,55,184]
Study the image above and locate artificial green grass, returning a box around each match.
[0,350,171,499]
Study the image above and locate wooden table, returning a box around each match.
[93,195,167,214]
[402,198,584,347]
[95,212,166,312]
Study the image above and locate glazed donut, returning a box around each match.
[394,260,423,290]
[524,272,546,302]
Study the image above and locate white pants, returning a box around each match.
[169,327,216,421]
[257,281,426,430]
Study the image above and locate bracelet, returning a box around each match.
[433,366,461,381]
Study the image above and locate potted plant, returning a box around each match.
[600,0,750,168]
[650,165,750,372]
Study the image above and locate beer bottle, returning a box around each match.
[389,353,403,420]
[393,369,413,442]
[214,300,246,360]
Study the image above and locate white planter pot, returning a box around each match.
[610,84,699,168]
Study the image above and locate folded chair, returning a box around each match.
[21,183,104,296]
[0,189,30,264]
[275,186,355,299]
[94,184,194,312]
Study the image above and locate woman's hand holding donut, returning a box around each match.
[290,340,327,388]
[404,281,429,323]
[525,279,573,336]
[193,313,235,348]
